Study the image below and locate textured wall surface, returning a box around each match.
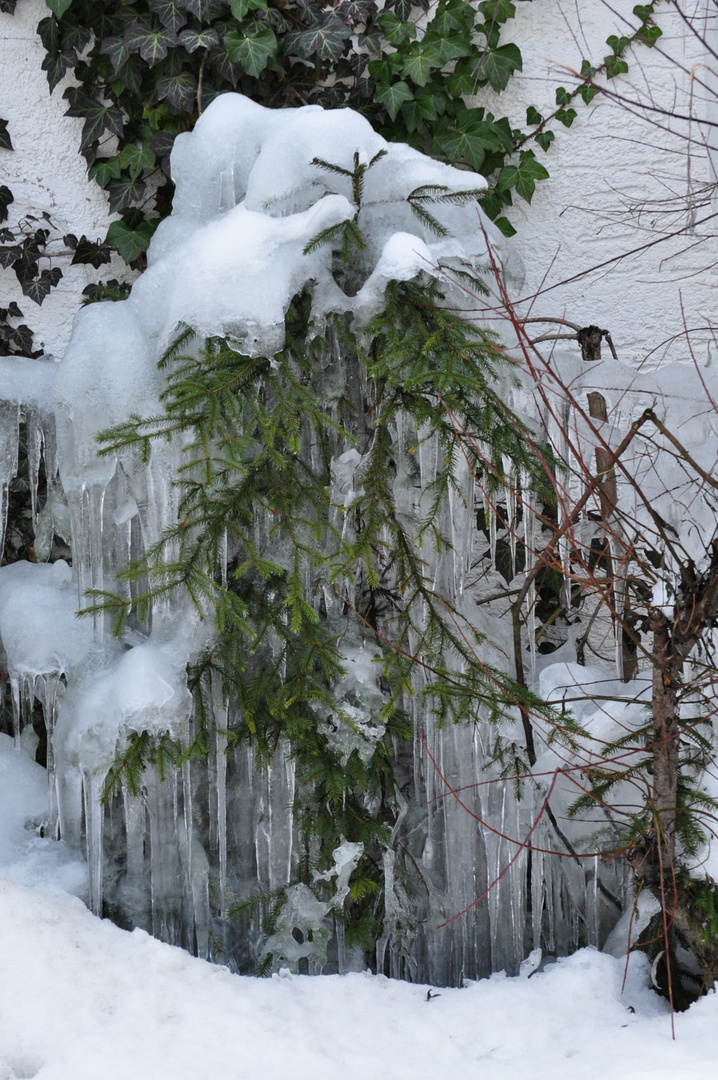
[1,0,715,366]
[0,0,130,357]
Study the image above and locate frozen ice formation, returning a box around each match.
[0,94,618,982]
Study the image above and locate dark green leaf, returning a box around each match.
[100,35,130,74]
[6,301,22,318]
[534,129,554,152]
[283,13,348,62]
[124,23,178,67]
[19,266,62,306]
[401,47,442,88]
[111,55,144,97]
[157,69,198,111]
[119,142,157,180]
[604,54,629,79]
[478,0,516,23]
[151,0,188,35]
[555,86,571,105]
[225,24,278,76]
[387,0,413,18]
[149,129,177,176]
[37,16,60,55]
[606,35,629,56]
[633,3,654,18]
[10,324,34,353]
[71,236,112,269]
[378,12,416,45]
[494,215,516,237]
[422,30,471,65]
[88,156,122,187]
[178,27,219,52]
[0,119,12,152]
[580,59,597,79]
[526,105,542,126]
[78,100,125,153]
[181,0,223,19]
[375,80,414,122]
[475,42,522,92]
[60,22,92,52]
[106,217,155,264]
[556,107,576,128]
[0,185,13,224]
[45,0,73,17]
[0,2,18,14]
[107,174,147,213]
[637,24,662,46]
[0,245,21,270]
[578,84,599,105]
[42,48,76,92]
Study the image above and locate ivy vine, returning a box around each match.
[0,0,667,347]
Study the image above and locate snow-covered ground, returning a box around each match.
[2,735,718,1080]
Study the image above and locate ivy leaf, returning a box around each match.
[0,185,14,224]
[578,84,599,105]
[433,109,503,170]
[178,27,220,53]
[387,0,413,18]
[19,266,63,306]
[498,150,548,204]
[401,92,440,133]
[88,156,122,187]
[0,1,18,14]
[375,81,414,122]
[100,35,131,74]
[534,130,554,152]
[10,324,34,354]
[157,68,198,111]
[401,47,442,88]
[180,0,224,20]
[604,54,629,79]
[633,4,654,18]
[106,217,155,264]
[61,23,92,52]
[77,100,125,153]
[151,0,189,35]
[37,16,60,55]
[493,215,516,238]
[475,42,522,92]
[606,35,630,56]
[41,48,77,92]
[6,301,22,318]
[555,86,571,106]
[229,0,268,17]
[111,55,144,97]
[226,24,278,76]
[45,0,74,17]
[124,23,178,67]
[378,12,416,46]
[283,12,349,62]
[556,107,577,128]
[423,30,471,65]
[71,236,112,268]
[478,0,516,23]
[106,174,146,213]
[526,105,542,126]
[0,119,12,152]
[638,24,662,47]
[0,245,21,270]
[120,143,157,180]
[149,130,177,176]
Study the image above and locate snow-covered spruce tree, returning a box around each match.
[43,92,558,978]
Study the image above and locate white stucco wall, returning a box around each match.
[1,0,715,366]
[0,0,131,357]
[472,0,716,369]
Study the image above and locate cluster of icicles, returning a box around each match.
[0,94,623,984]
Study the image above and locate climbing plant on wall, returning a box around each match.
[0,0,669,319]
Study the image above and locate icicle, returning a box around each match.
[83,769,106,916]
[25,411,44,527]
[0,401,20,559]
[503,456,517,579]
